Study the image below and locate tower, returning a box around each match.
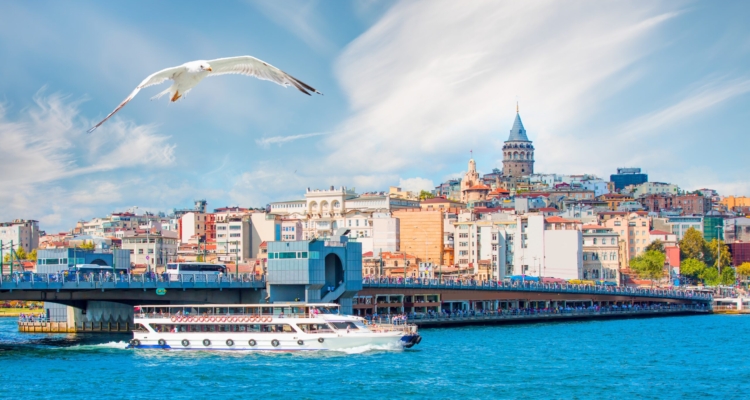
[502,105,534,177]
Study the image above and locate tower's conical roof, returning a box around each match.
[507,112,529,142]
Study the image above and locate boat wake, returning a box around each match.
[60,341,130,350]
[330,342,404,354]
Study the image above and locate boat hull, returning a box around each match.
[128,332,413,351]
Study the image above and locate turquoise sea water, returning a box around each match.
[1,315,748,399]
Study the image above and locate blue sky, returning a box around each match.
[0,0,748,233]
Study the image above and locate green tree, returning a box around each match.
[704,239,732,269]
[737,262,750,282]
[3,246,28,263]
[630,250,666,285]
[680,258,706,282]
[419,190,435,201]
[699,267,720,286]
[679,227,706,261]
[79,240,95,251]
[720,267,736,286]
[645,239,665,254]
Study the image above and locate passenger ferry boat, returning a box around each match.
[128,303,421,351]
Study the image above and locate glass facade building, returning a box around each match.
[610,167,648,190]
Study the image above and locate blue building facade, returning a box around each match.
[36,248,130,274]
[267,236,362,314]
[610,167,648,190]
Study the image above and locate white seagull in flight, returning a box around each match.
[88,56,322,132]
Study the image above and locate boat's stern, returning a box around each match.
[400,333,422,348]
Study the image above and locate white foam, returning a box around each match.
[62,341,130,350]
[330,342,404,354]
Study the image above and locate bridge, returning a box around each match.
[2,272,712,333]
[0,273,266,304]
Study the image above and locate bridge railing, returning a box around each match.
[0,272,265,289]
[369,304,708,324]
[361,277,713,301]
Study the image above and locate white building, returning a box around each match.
[121,230,179,268]
[582,225,620,282]
[180,212,207,243]
[280,220,303,241]
[629,182,679,198]
[513,215,582,280]
[667,216,704,240]
[249,212,280,259]
[215,216,251,262]
[269,187,419,252]
[0,219,40,258]
[372,213,400,254]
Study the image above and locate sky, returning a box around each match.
[0,0,748,233]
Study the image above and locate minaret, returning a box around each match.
[502,104,534,177]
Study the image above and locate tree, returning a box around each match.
[679,227,706,261]
[699,267,720,286]
[79,240,95,251]
[720,267,736,286]
[419,190,435,201]
[704,239,732,269]
[645,239,665,254]
[737,262,750,282]
[680,258,706,282]
[630,250,666,285]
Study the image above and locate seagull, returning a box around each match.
[87,56,322,133]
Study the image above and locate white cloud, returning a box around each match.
[398,177,435,193]
[325,1,681,176]
[0,91,178,231]
[255,131,329,148]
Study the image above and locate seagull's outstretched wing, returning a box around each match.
[206,56,322,96]
[88,66,183,133]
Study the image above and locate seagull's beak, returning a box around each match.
[207,67,213,72]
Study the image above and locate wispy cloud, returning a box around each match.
[327,1,682,176]
[616,77,750,138]
[248,0,336,54]
[0,91,178,230]
[255,131,328,148]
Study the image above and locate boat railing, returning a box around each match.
[364,320,417,333]
[134,311,336,320]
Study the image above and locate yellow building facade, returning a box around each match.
[393,209,444,265]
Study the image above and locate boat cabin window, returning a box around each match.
[331,322,359,330]
[311,306,339,315]
[133,323,149,332]
[153,323,298,333]
[297,323,334,333]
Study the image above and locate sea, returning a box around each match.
[0,315,748,399]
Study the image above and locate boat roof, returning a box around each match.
[135,303,341,308]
